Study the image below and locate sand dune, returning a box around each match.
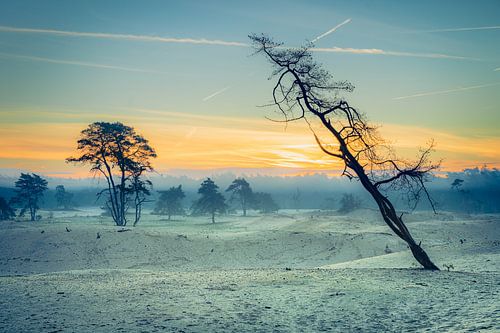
[0,209,498,332]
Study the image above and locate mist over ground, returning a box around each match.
[1,167,498,213]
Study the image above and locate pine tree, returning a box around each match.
[192,178,226,223]
[226,178,253,216]
[154,185,185,220]
[66,122,156,226]
[11,173,48,221]
[0,197,15,220]
[252,192,279,213]
[55,185,73,210]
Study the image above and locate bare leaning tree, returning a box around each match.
[250,34,440,270]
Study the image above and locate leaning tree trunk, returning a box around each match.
[250,35,440,270]
[349,159,439,270]
[315,105,439,270]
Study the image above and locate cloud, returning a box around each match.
[393,82,500,100]
[2,115,500,174]
[0,25,248,47]
[173,127,198,148]
[382,123,500,160]
[311,18,351,43]
[0,52,163,73]
[416,26,500,33]
[311,46,475,60]
[202,86,231,101]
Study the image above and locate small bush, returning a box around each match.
[0,196,15,220]
[338,193,362,213]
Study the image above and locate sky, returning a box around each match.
[0,0,499,178]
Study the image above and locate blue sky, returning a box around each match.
[0,0,499,177]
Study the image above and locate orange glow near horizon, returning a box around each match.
[1,116,499,178]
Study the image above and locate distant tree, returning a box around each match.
[154,185,186,220]
[321,196,337,210]
[450,178,479,213]
[252,192,279,213]
[54,185,74,210]
[10,173,48,221]
[338,193,362,213]
[66,122,156,226]
[226,178,253,216]
[251,34,440,269]
[0,196,15,220]
[291,188,301,210]
[192,178,226,223]
[451,178,464,190]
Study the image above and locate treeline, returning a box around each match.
[0,173,76,221]
[1,167,499,223]
[428,167,500,213]
[1,119,498,223]
[153,177,279,223]
[0,121,285,224]
[0,172,279,224]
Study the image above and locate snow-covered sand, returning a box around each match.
[0,209,498,332]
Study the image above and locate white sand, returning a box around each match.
[0,209,498,332]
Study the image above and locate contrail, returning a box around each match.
[311,46,476,60]
[417,25,500,33]
[0,25,248,47]
[393,82,500,100]
[0,52,162,73]
[312,19,351,43]
[0,25,476,61]
[202,86,231,101]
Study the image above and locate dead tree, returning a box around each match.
[250,34,440,270]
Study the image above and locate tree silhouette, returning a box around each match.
[192,178,226,223]
[66,122,156,226]
[451,178,464,190]
[11,173,48,221]
[130,174,152,227]
[250,34,440,270]
[291,188,301,210]
[226,178,253,216]
[127,159,154,227]
[252,192,279,213]
[55,185,73,210]
[338,193,362,214]
[154,185,186,220]
[0,196,15,220]
[450,178,479,213]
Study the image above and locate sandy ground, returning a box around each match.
[0,209,499,332]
